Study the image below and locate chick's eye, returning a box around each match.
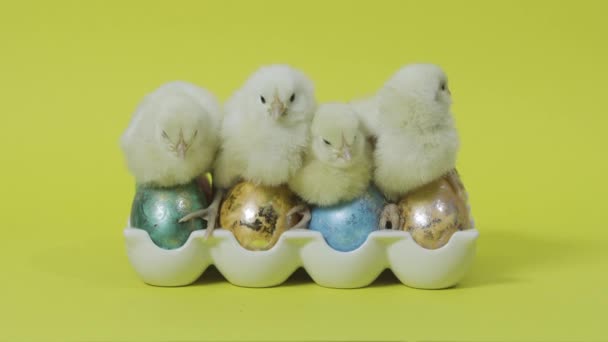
[260,96,266,104]
[323,139,331,146]
[289,93,296,102]
[440,82,447,91]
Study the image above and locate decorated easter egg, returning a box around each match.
[397,171,471,249]
[309,186,385,252]
[220,181,302,251]
[130,180,208,249]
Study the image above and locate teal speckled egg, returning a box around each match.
[309,186,386,252]
[130,181,208,249]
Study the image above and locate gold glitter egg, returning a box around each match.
[397,170,471,249]
[219,181,303,251]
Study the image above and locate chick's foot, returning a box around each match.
[179,189,224,238]
[379,203,401,230]
[286,204,311,229]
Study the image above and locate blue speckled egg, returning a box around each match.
[130,181,208,250]
[309,186,386,252]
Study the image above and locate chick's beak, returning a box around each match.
[339,134,351,161]
[176,141,187,159]
[341,146,352,162]
[270,96,286,120]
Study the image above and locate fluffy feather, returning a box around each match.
[214,64,316,188]
[350,95,380,139]
[288,103,372,206]
[372,63,459,200]
[120,81,222,187]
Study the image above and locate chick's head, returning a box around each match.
[311,103,365,169]
[155,97,207,160]
[242,64,316,126]
[121,81,222,186]
[378,63,452,130]
[149,82,220,162]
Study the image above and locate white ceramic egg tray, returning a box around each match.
[124,226,479,289]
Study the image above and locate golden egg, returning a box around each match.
[397,170,471,249]
[219,181,303,251]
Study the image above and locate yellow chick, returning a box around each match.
[289,103,372,206]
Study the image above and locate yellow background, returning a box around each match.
[1,0,607,341]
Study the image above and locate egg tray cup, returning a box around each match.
[124,225,479,289]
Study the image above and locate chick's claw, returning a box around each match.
[179,189,223,238]
[203,209,219,238]
[179,206,218,238]
[178,206,215,227]
[286,204,311,229]
[379,203,401,230]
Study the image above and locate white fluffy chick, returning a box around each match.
[120,81,224,237]
[288,103,372,206]
[372,64,459,227]
[120,81,222,187]
[213,64,317,188]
